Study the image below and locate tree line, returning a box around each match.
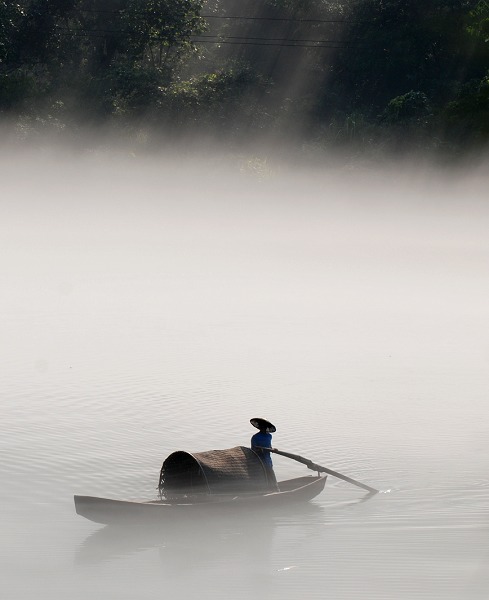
[1,0,488,155]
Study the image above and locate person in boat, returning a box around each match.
[250,417,279,491]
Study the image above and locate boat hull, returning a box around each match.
[74,475,327,525]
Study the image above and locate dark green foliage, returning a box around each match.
[0,2,24,64]
[159,65,270,134]
[443,72,489,141]
[0,0,205,117]
[383,91,431,124]
[0,70,34,110]
[327,0,482,111]
[0,0,488,153]
[467,0,489,41]
[101,61,166,117]
[123,0,205,51]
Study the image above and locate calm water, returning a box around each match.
[1,153,489,599]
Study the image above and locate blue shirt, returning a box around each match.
[251,432,273,467]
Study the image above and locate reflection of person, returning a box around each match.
[250,418,279,491]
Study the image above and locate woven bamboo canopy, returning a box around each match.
[158,446,269,499]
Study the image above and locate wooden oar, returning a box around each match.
[257,446,378,494]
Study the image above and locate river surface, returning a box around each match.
[1,153,489,600]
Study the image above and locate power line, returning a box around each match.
[193,40,357,49]
[194,34,366,45]
[202,15,361,24]
[54,27,367,47]
[55,30,369,49]
[55,26,362,43]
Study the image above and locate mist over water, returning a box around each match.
[1,148,489,600]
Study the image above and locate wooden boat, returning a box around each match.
[74,446,327,525]
[74,474,327,525]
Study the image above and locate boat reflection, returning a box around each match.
[75,502,324,570]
